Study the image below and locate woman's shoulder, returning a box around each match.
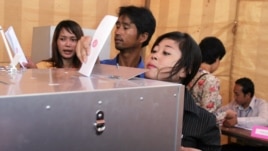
[199,69,219,82]
[190,69,218,86]
[36,61,54,69]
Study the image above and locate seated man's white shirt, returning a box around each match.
[217,96,268,129]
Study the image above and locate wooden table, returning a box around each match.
[221,126,268,147]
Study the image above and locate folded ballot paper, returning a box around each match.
[4,26,28,68]
[79,15,118,77]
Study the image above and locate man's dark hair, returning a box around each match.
[118,5,156,47]
[199,37,226,64]
[235,77,255,97]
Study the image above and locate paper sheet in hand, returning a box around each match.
[92,64,148,80]
[79,15,118,76]
[5,26,28,67]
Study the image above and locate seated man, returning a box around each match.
[217,77,268,129]
[217,77,268,151]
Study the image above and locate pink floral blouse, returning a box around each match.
[188,69,222,113]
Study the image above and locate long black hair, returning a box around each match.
[45,20,84,68]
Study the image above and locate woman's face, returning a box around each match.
[57,28,77,59]
[145,38,185,81]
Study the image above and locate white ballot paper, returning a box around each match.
[5,26,28,67]
[79,15,118,76]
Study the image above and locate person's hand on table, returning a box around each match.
[23,57,37,69]
[225,109,237,119]
[223,109,238,127]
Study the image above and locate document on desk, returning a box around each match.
[5,26,28,67]
[79,15,118,77]
[251,125,268,140]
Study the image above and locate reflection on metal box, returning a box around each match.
[0,68,184,151]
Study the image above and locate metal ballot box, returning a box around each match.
[0,67,184,151]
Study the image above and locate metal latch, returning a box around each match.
[94,110,105,135]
